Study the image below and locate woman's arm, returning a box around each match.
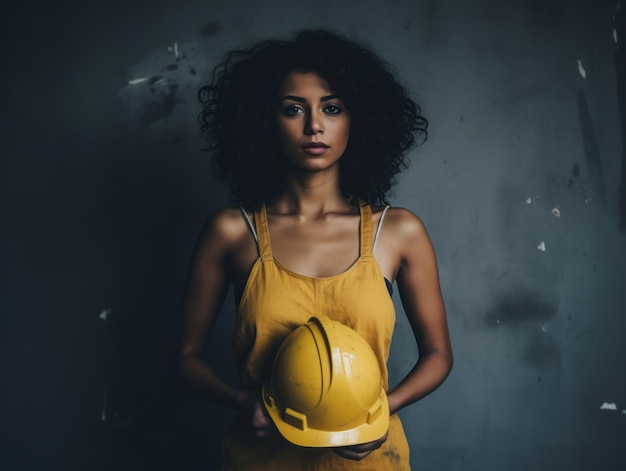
[177,208,249,408]
[177,209,275,438]
[386,208,453,415]
[334,208,452,461]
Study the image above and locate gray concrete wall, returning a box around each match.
[2,0,625,469]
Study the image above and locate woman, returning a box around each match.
[178,29,453,470]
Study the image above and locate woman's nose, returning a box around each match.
[305,112,323,135]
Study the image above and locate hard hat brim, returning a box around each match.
[262,383,390,448]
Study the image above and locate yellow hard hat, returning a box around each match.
[262,317,389,447]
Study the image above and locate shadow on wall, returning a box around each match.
[99,301,237,471]
[484,292,560,366]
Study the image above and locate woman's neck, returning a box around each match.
[270,171,354,218]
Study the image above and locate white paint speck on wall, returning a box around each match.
[577,60,587,79]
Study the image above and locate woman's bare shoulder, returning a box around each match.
[379,206,429,240]
[196,206,253,251]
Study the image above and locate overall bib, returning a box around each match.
[221,202,411,470]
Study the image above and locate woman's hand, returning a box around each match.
[241,391,277,437]
[332,431,388,461]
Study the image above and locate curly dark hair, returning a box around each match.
[198,29,427,207]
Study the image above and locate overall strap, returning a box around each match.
[253,204,273,261]
[359,201,373,258]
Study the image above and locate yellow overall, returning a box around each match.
[221,202,411,470]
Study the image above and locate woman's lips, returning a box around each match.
[302,142,329,155]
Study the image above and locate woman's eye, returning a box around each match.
[283,104,304,116]
[324,104,342,115]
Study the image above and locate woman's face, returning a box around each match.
[276,71,351,173]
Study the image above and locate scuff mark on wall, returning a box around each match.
[613,2,626,231]
[577,90,608,204]
[568,162,580,188]
[118,40,204,130]
[484,293,557,327]
[200,20,220,36]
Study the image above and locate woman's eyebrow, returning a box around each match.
[281,94,340,103]
[281,95,306,103]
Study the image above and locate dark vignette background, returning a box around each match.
[1,1,625,470]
